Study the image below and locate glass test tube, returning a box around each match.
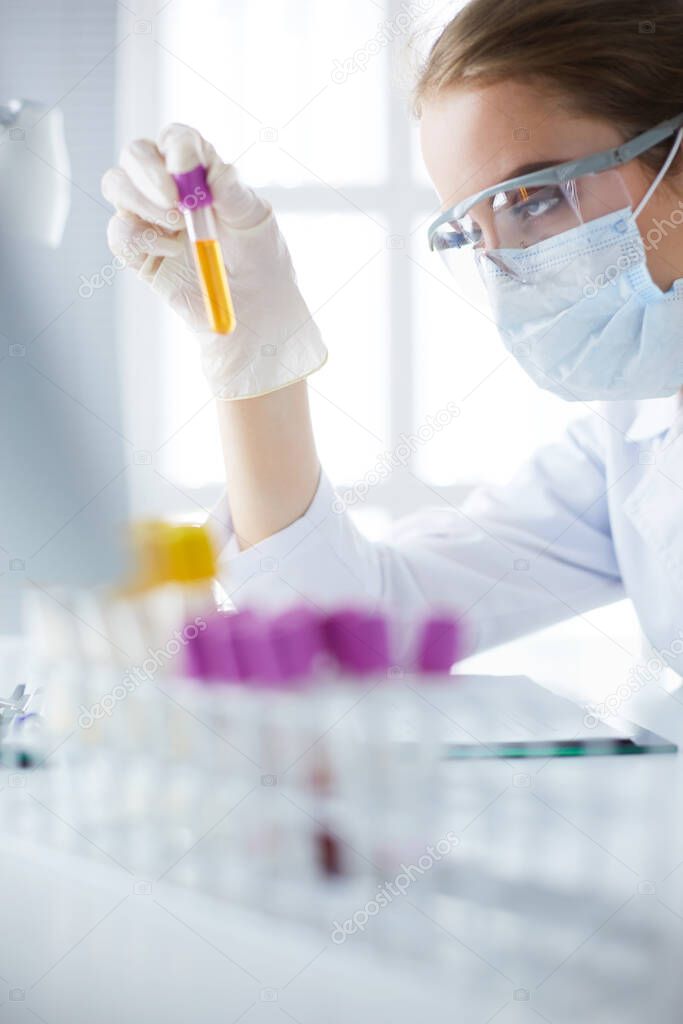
[184,610,256,899]
[322,610,391,940]
[172,165,236,335]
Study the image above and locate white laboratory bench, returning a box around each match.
[1,659,683,1023]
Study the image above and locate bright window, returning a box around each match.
[113,0,635,699]
[119,0,581,515]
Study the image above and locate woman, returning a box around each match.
[103,0,683,667]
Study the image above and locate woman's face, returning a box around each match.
[420,80,683,291]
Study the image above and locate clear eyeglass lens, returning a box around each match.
[492,182,582,249]
[432,168,632,280]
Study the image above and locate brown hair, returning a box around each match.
[414,0,683,172]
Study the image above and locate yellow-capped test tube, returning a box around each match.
[172,165,236,335]
[129,520,217,592]
[126,519,219,648]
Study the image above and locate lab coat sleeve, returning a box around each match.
[215,416,624,653]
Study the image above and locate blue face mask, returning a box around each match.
[479,132,683,402]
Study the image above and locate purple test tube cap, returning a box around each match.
[184,627,206,680]
[184,612,239,684]
[416,616,460,674]
[270,607,324,684]
[229,611,288,688]
[324,609,391,676]
[203,612,242,683]
[172,164,213,210]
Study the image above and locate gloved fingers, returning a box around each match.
[119,137,178,210]
[209,163,271,231]
[157,121,269,230]
[157,122,219,175]
[101,166,179,230]
[148,253,211,331]
[107,211,183,269]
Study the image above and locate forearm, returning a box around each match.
[217,380,320,549]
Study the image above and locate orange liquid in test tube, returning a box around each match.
[194,239,236,335]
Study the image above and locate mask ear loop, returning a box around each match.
[563,178,582,220]
[634,127,683,218]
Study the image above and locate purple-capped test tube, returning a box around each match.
[368,614,462,960]
[415,615,461,676]
[227,607,326,783]
[324,608,391,678]
[270,607,346,900]
[411,613,461,763]
[226,608,326,915]
[185,608,267,685]
[229,611,283,691]
[321,610,394,920]
[178,611,260,894]
[171,164,236,335]
[270,606,324,683]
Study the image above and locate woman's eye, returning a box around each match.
[512,188,563,220]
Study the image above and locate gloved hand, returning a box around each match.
[101,123,327,399]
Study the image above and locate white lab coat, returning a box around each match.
[215,395,683,673]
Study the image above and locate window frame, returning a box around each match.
[114,0,472,522]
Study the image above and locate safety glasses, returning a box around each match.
[428,113,683,280]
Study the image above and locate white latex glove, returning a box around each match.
[101,123,327,399]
